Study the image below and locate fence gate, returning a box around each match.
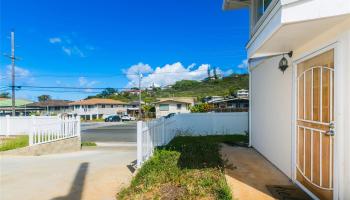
[296,50,334,200]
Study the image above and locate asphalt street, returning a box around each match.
[81,122,137,143]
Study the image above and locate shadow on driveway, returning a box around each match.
[52,162,89,200]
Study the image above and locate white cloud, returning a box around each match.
[78,77,87,86]
[49,35,91,57]
[126,62,215,88]
[78,77,98,92]
[6,65,30,78]
[62,46,72,56]
[237,59,248,69]
[49,37,62,44]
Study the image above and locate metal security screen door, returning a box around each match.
[296,50,334,200]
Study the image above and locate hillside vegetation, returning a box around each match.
[89,74,249,103]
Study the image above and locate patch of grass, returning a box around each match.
[0,135,29,151]
[81,141,97,146]
[118,135,247,200]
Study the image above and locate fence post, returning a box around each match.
[5,115,10,136]
[162,117,165,145]
[77,116,81,137]
[137,120,143,168]
[30,116,35,145]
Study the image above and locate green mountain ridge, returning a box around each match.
[89,74,249,103]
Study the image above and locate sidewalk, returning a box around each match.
[220,144,311,200]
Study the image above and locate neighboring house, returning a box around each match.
[209,97,249,112]
[26,100,72,116]
[0,98,34,116]
[121,89,140,95]
[235,89,249,98]
[127,100,145,117]
[224,1,350,199]
[69,98,128,120]
[154,97,195,118]
[202,96,225,103]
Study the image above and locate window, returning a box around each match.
[102,105,105,108]
[159,104,169,111]
[111,105,114,108]
[176,104,182,110]
[254,0,273,26]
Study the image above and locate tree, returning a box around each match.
[100,88,118,97]
[213,67,218,80]
[38,95,51,102]
[190,103,212,113]
[0,92,10,98]
[207,66,211,79]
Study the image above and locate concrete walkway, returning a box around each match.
[0,146,136,200]
[221,144,311,200]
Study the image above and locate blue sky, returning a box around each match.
[0,0,249,101]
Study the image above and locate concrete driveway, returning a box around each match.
[0,123,137,200]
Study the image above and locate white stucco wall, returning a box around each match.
[250,55,292,178]
[249,18,350,198]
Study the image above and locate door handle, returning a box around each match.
[325,122,335,136]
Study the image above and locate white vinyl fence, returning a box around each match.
[137,112,248,166]
[0,116,81,146]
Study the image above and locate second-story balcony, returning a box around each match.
[224,0,350,58]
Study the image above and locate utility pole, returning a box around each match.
[138,72,142,119]
[10,31,16,116]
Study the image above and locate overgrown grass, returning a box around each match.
[0,135,29,151]
[117,135,248,200]
[81,141,97,146]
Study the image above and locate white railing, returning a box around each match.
[0,116,81,146]
[0,116,62,136]
[29,116,81,146]
[137,112,248,167]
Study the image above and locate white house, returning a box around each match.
[236,89,249,98]
[69,98,128,120]
[224,0,350,199]
[154,97,195,118]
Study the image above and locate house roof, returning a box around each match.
[0,99,33,107]
[155,97,195,104]
[69,98,128,106]
[209,97,249,104]
[222,0,250,10]
[26,100,72,107]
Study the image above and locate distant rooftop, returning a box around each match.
[155,97,196,104]
[0,99,33,107]
[26,100,72,107]
[69,98,128,106]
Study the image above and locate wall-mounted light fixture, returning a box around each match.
[279,51,293,73]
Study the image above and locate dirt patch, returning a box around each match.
[159,184,186,200]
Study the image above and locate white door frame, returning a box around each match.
[291,42,340,200]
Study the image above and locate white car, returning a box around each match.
[121,115,136,121]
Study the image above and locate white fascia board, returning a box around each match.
[281,0,350,24]
[247,7,283,58]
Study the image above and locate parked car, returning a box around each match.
[121,115,135,121]
[164,113,176,119]
[105,115,121,122]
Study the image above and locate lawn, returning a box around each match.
[0,135,29,151]
[81,141,97,146]
[117,134,248,200]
